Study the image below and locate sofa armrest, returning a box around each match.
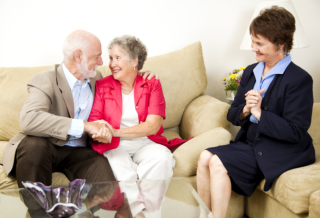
[309,189,320,218]
[180,95,230,139]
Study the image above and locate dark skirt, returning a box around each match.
[206,141,265,197]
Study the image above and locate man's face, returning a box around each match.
[78,39,103,79]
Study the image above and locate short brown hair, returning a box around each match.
[108,35,148,71]
[250,6,295,53]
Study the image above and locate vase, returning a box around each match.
[230,92,235,100]
[22,179,86,218]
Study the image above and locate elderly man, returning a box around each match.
[3,30,155,188]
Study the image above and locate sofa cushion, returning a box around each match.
[180,95,231,139]
[97,41,207,130]
[0,66,51,141]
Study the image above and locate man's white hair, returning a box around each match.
[62,30,93,62]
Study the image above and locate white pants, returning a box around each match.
[104,139,175,217]
[104,139,175,181]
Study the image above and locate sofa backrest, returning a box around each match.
[0,66,51,141]
[0,42,207,141]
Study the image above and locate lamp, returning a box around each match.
[240,0,309,50]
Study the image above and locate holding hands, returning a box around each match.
[84,121,113,143]
[241,89,265,121]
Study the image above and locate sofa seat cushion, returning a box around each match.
[257,147,320,214]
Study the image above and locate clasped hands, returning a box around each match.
[242,88,265,121]
[84,120,115,143]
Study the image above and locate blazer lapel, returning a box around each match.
[246,71,256,93]
[90,78,96,97]
[56,65,74,118]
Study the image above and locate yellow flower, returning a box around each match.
[240,67,246,70]
[229,74,238,79]
[222,77,226,81]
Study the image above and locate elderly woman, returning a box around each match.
[197,6,315,218]
[88,35,186,181]
[88,35,187,217]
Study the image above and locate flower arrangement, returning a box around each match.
[222,67,245,96]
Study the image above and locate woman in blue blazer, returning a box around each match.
[197,6,315,218]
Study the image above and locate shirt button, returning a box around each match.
[258,151,262,156]
[136,106,138,108]
[257,138,260,141]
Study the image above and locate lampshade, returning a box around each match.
[240,0,309,50]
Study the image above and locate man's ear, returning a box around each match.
[73,49,83,63]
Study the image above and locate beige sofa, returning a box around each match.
[0,41,319,218]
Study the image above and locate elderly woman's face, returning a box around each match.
[109,45,135,81]
[251,34,284,64]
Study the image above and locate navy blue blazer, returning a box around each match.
[227,62,315,191]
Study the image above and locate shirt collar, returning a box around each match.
[253,54,292,82]
[62,63,91,90]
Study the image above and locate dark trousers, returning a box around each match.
[15,136,115,188]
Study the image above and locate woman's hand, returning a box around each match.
[92,126,112,143]
[240,89,265,120]
[93,120,117,137]
[247,89,265,121]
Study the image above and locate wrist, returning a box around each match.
[243,105,250,114]
[83,121,90,133]
[113,129,120,137]
[252,108,261,121]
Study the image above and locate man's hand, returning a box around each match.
[83,122,106,137]
[139,71,159,80]
[94,120,117,137]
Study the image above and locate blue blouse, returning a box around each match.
[250,54,292,123]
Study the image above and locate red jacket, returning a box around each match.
[88,74,187,154]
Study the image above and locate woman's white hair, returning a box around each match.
[62,30,93,62]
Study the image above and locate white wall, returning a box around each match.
[0,0,319,102]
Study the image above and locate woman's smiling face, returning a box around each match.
[251,34,284,65]
[109,45,135,81]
